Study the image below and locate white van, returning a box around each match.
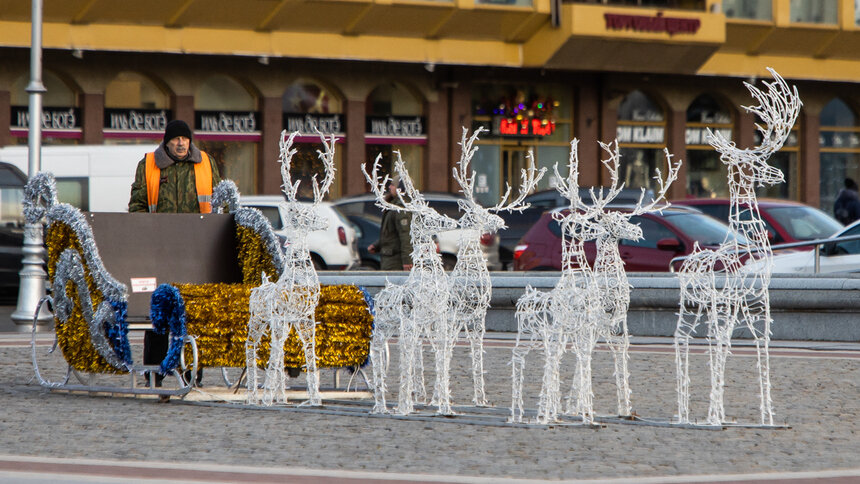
[0,144,155,212]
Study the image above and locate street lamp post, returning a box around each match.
[11,0,52,332]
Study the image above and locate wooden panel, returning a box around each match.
[87,212,241,320]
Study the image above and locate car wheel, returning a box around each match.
[442,254,457,271]
[311,254,325,270]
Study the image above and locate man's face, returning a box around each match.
[166,136,190,159]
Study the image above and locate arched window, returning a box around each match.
[104,71,169,144]
[365,83,424,189]
[820,98,860,214]
[685,94,733,198]
[617,90,665,192]
[194,75,258,195]
[282,78,344,198]
[10,71,79,145]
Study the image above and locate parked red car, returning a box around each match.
[513,206,746,272]
[671,198,842,246]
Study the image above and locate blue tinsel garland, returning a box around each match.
[105,300,132,366]
[150,284,188,375]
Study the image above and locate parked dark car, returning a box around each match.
[672,198,842,247]
[0,162,27,303]
[346,214,381,270]
[333,192,501,271]
[498,187,655,269]
[513,206,745,272]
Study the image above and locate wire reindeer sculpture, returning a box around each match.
[563,140,680,418]
[674,68,801,426]
[362,152,459,415]
[246,130,336,407]
[450,127,545,407]
[510,139,604,425]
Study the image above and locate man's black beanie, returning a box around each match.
[163,120,193,144]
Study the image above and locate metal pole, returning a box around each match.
[11,0,52,332]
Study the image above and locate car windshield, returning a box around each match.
[765,206,842,240]
[664,212,749,246]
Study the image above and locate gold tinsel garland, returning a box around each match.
[235,225,279,286]
[45,222,119,374]
[176,283,373,369]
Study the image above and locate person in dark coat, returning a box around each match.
[833,178,860,226]
[368,181,413,271]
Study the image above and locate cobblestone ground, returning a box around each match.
[1,341,858,480]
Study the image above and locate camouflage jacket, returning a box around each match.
[378,208,413,271]
[127,142,221,213]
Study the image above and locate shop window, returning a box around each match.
[819,98,860,214]
[365,83,424,190]
[194,75,258,195]
[686,94,733,198]
[283,79,342,114]
[790,0,837,24]
[282,79,344,199]
[856,0,860,25]
[11,71,79,145]
[471,82,572,205]
[104,71,170,145]
[722,0,772,20]
[476,0,533,6]
[617,90,665,192]
[56,177,89,211]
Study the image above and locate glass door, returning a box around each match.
[501,146,534,194]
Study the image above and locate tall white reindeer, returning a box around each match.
[362,152,459,415]
[511,140,604,425]
[246,130,336,407]
[674,69,801,426]
[450,127,545,407]
[562,140,680,418]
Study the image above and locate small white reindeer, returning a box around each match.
[563,141,680,418]
[246,130,336,407]
[362,152,459,415]
[674,69,801,426]
[511,140,604,425]
[450,127,545,407]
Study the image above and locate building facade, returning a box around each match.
[1,0,859,212]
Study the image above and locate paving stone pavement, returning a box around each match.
[1,337,859,481]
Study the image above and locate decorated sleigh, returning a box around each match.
[27,172,373,397]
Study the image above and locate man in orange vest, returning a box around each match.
[128,120,220,390]
[128,119,221,213]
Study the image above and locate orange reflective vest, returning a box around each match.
[144,152,213,213]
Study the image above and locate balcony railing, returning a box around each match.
[477,0,533,6]
[564,0,706,11]
[790,0,838,24]
[722,0,772,20]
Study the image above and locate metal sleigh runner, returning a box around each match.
[674,68,801,428]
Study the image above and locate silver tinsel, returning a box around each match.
[23,171,58,224]
[212,179,241,214]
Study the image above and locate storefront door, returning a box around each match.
[502,146,533,194]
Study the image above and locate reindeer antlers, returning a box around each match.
[278,129,337,205]
[361,150,424,213]
[452,127,486,203]
[492,149,546,213]
[631,147,681,216]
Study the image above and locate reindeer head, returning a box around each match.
[552,139,680,249]
[277,130,337,243]
[452,127,546,236]
[362,150,458,241]
[709,68,801,188]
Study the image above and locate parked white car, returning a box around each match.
[766,219,860,274]
[332,192,502,271]
[240,195,360,271]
